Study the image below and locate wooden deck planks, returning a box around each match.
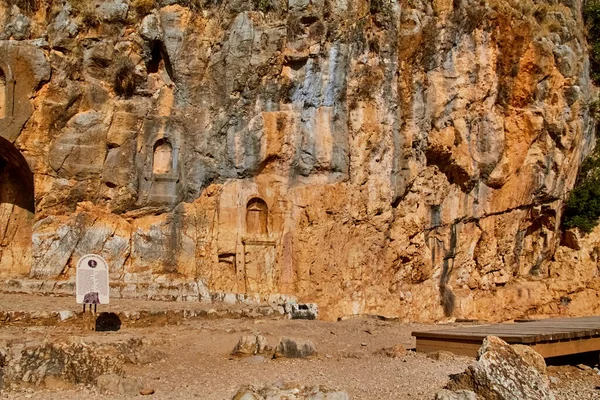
[412,316,600,358]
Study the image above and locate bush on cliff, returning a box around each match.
[584,0,600,84]
[563,143,600,233]
[564,1,600,233]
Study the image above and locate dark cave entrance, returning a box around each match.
[146,40,174,81]
[0,136,34,277]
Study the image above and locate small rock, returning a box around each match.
[140,388,155,395]
[58,310,74,321]
[576,364,592,371]
[232,335,270,357]
[274,337,317,358]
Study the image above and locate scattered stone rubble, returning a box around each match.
[232,336,317,359]
[0,300,318,328]
[0,337,160,392]
[233,382,350,400]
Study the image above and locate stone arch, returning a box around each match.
[246,197,268,236]
[0,136,34,277]
[153,139,173,175]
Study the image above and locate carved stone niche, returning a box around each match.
[153,139,173,175]
[146,137,180,205]
[242,197,277,294]
[246,197,268,236]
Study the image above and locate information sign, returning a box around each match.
[76,254,110,304]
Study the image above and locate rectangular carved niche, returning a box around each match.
[242,240,276,295]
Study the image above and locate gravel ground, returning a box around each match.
[0,293,599,399]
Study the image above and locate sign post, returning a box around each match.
[76,254,109,329]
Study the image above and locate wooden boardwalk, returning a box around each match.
[412,316,600,358]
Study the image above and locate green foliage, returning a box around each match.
[564,142,600,233]
[584,0,600,84]
[253,0,270,13]
[563,1,600,233]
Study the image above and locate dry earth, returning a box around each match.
[0,294,599,400]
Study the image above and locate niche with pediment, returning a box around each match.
[153,139,173,175]
[246,197,268,237]
[141,134,180,205]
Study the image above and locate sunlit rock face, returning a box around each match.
[0,0,596,321]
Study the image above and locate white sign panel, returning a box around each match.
[76,254,110,304]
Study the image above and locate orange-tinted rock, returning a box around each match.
[0,1,596,321]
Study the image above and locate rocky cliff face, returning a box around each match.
[0,0,596,321]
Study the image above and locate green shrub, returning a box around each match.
[584,0,600,84]
[563,139,600,233]
[253,0,270,13]
[563,1,600,232]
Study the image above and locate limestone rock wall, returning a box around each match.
[0,0,596,321]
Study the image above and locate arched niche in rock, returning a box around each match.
[246,197,268,236]
[153,139,173,175]
[0,136,34,277]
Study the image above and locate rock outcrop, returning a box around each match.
[0,337,154,390]
[440,336,555,400]
[0,0,597,321]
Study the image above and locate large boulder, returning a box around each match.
[441,336,554,400]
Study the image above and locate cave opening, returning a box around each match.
[146,40,174,81]
[0,137,34,277]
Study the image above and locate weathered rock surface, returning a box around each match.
[0,336,158,391]
[232,335,271,357]
[442,336,555,400]
[435,390,478,400]
[274,337,317,358]
[0,0,597,321]
[97,373,142,396]
[233,382,350,400]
